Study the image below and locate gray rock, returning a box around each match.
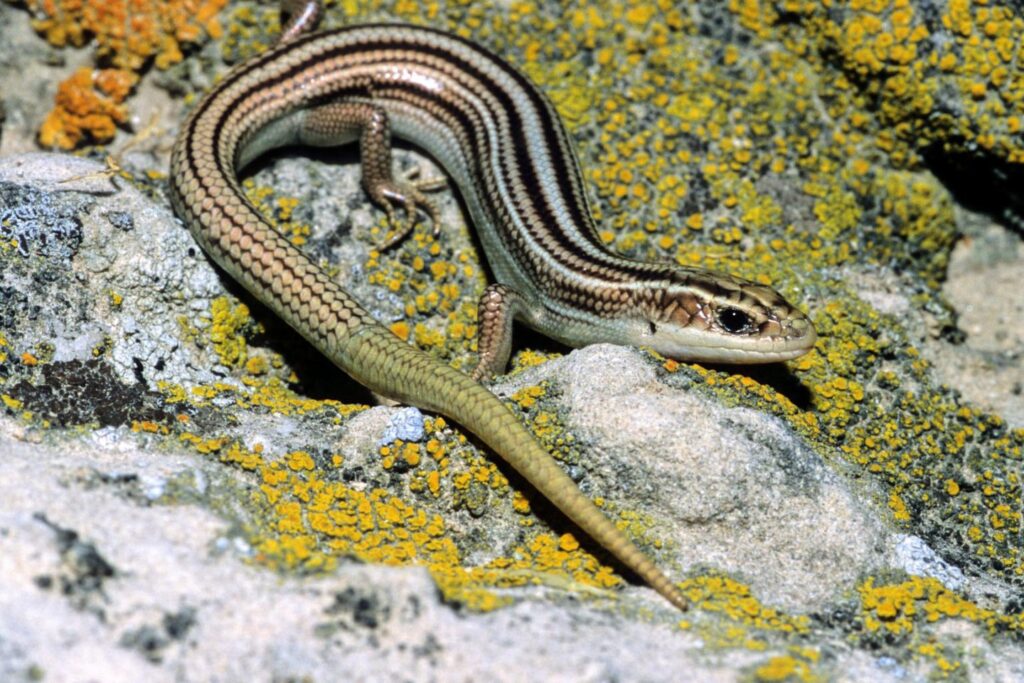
[502,345,890,612]
[378,406,427,445]
[0,428,757,682]
[0,149,891,680]
[894,534,965,592]
[929,217,1024,428]
[0,153,226,397]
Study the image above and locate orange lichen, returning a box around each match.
[25,0,227,70]
[38,67,137,149]
[27,0,227,148]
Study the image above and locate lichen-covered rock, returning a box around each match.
[5,431,732,682]
[0,153,228,405]
[932,216,1024,428]
[3,0,1024,678]
[0,148,1019,680]
[509,344,890,611]
[0,152,830,679]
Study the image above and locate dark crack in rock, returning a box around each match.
[119,608,195,664]
[32,513,117,621]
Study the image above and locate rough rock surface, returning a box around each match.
[3,0,1024,680]
[4,429,739,683]
[507,345,890,611]
[0,150,1016,681]
[930,217,1024,428]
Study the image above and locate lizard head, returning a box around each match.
[628,267,816,364]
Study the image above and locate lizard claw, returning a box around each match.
[370,166,446,249]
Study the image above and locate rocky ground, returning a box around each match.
[1,1,1023,681]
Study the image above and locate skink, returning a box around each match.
[169,0,816,614]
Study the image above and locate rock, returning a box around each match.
[4,0,1024,677]
[0,150,899,679]
[503,344,890,612]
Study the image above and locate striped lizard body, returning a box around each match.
[169,0,816,614]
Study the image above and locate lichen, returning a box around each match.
[10,0,1024,674]
[750,650,820,683]
[37,68,137,150]
[22,0,227,147]
[0,181,87,259]
[159,0,1024,661]
[24,0,227,70]
[172,417,634,612]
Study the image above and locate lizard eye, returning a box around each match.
[717,307,753,334]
